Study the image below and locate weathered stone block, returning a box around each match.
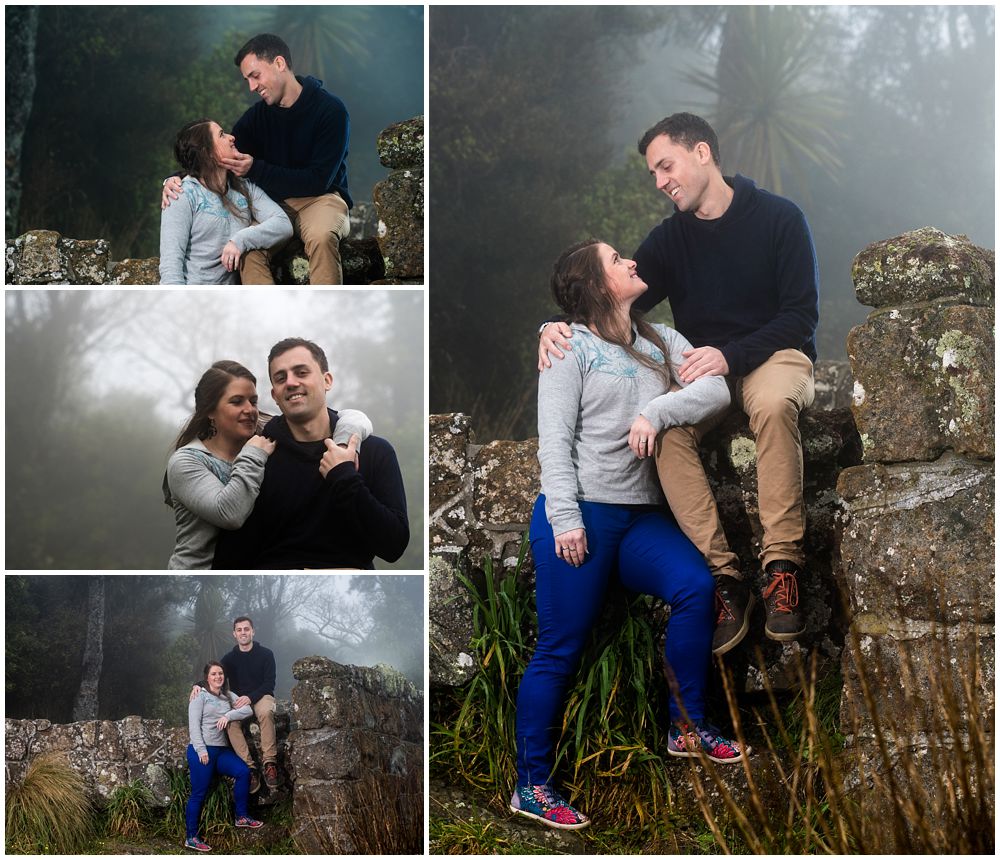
[472,438,538,527]
[374,169,423,279]
[837,454,994,624]
[377,116,424,169]
[429,555,478,687]
[813,359,854,411]
[16,229,67,284]
[841,623,994,743]
[848,304,994,462]
[63,237,110,284]
[852,227,995,308]
[109,257,160,285]
[429,413,473,555]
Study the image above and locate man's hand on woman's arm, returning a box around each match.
[537,322,574,371]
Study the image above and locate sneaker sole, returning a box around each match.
[235,821,263,829]
[509,803,591,831]
[668,746,749,765]
[185,843,211,852]
[713,594,756,656]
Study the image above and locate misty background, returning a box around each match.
[429,5,995,441]
[7,5,423,258]
[5,574,423,726]
[5,290,424,570]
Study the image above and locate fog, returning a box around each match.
[429,5,995,440]
[5,574,423,726]
[5,290,424,570]
[8,5,424,258]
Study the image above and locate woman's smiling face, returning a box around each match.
[209,121,237,165]
[598,243,648,305]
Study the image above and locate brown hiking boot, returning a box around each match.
[712,577,755,655]
[763,561,805,640]
[264,761,282,788]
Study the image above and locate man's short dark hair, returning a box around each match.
[235,34,293,69]
[268,337,330,376]
[233,616,254,629]
[638,112,721,167]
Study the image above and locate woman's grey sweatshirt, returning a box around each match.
[165,410,373,569]
[537,322,731,536]
[159,177,293,285]
[188,689,252,757]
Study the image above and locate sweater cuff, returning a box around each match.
[721,342,743,378]
[324,460,359,485]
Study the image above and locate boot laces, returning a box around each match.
[764,570,799,613]
[715,589,736,625]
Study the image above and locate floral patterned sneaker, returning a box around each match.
[668,722,747,764]
[509,783,591,830]
[234,815,263,828]
[184,836,211,851]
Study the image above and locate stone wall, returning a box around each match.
[429,362,862,692]
[836,227,995,832]
[5,115,424,286]
[289,657,423,854]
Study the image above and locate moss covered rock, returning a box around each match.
[852,227,995,308]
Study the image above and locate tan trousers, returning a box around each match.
[226,694,278,766]
[655,348,816,578]
[240,192,350,285]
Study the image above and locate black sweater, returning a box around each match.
[213,409,409,569]
[233,75,352,207]
[633,174,819,378]
[220,642,275,704]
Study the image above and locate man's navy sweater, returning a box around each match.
[213,409,409,570]
[633,174,819,378]
[220,642,276,705]
[233,75,353,207]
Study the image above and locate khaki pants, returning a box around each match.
[240,192,350,285]
[226,694,278,766]
[655,348,815,578]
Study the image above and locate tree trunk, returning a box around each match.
[72,576,106,721]
[5,5,39,236]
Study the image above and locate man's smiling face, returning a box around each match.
[269,345,332,423]
[239,52,286,106]
[644,133,713,213]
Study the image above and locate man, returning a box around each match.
[213,337,409,569]
[192,616,279,793]
[163,34,352,284]
[540,113,818,656]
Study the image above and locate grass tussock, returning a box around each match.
[104,779,155,839]
[431,538,995,854]
[5,753,96,854]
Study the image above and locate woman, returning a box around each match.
[185,661,259,851]
[509,240,745,831]
[164,360,372,569]
[159,119,292,284]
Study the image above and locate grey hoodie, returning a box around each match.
[537,323,731,536]
[188,689,252,758]
[159,177,293,285]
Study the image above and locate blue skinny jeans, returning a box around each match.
[515,496,715,788]
[186,744,250,838]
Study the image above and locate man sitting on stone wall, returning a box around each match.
[162,33,352,284]
[192,615,280,793]
[539,112,819,657]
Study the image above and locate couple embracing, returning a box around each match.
[159,33,350,285]
[163,337,409,570]
[185,616,277,851]
[512,113,819,829]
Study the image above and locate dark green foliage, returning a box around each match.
[104,780,155,839]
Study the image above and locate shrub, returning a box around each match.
[104,779,155,839]
[5,753,96,854]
